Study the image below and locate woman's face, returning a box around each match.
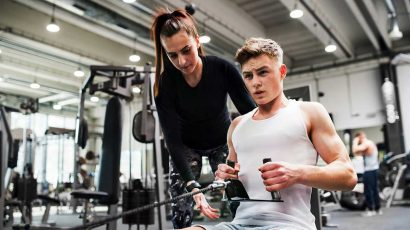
[161,30,201,76]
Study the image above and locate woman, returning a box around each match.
[151,8,255,228]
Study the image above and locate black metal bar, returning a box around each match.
[66,182,227,230]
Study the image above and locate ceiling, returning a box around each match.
[0,0,409,114]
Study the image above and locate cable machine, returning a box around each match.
[73,64,166,230]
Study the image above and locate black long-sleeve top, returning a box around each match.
[154,56,256,182]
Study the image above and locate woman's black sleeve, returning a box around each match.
[225,62,256,114]
[154,83,195,183]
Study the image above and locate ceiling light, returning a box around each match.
[290,1,303,19]
[0,77,4,82]
[199,35,211,44]
[132,86,141,94]
[47,4,60,33]
[325,43,337,53]
[30,82,41,89]
[122,0,136,3]
[74,67,85,77]
[290,9,303,18]
[389,20,403,40]
[53,104,62,110]
[0,49,2,54]
[90,96,99,102]
[129,54,141,62]
[46,19,60,32]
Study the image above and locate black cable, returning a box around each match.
[66,182,227,230]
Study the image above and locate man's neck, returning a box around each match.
[254,94,289,120]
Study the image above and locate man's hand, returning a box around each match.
[258,161,302,191]
[215,163,240,180]
[192,189,220,219]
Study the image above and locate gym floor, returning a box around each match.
[24,202,410,229]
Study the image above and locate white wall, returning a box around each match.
[396,63,410,152]
[285,66,385,131]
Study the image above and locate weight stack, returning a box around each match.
[122,188,155,225]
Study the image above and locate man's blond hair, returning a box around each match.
[235,37,283,67]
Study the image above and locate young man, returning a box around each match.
[352,131,381,216]
[186,38,357,230]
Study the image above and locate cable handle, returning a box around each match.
[262,158,282,201]
[227,160,235,168]
[263,158,272,164]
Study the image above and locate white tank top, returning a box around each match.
[231,100,318,229]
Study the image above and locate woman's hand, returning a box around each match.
[192,190,220,219]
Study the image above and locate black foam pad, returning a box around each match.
[98,97,123,205]
[132,111,155,143]
[77,118,88,149]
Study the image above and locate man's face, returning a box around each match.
[241,54,287,105]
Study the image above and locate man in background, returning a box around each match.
[353,131,381,216]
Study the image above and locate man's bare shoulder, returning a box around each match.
[231,115,244,128]
[298,101,328,116]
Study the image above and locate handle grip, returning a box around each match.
[227,160,235,168]
[262,158,282,201]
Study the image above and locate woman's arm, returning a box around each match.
[155,81,195,183]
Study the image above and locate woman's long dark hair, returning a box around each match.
[151,8,204,97]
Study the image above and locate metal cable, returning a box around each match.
[67,182,228,230]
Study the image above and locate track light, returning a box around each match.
[290,1,303,19]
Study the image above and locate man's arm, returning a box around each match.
[215,116,242,180]
[260,102,357,191]
[352,137,368,154]
[300,102,357,190]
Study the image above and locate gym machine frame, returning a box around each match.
[73,64,167,230]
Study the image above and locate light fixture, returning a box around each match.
[132,86,141,94]
[129,53,141,62]
[74,67,85,77]
[122,0,136,3]
[290,1,304,19]
[46,4,60,33]
[0,76,4,82]
[199,19,211,44]
[129,36,141,62]
[90,96,99,102]
[325,41,337,53]
[388,19,403,40]
[53,104,62,110]
[30,82,41,89]
[199,35,211,44]
[31,72,41,89]
[0,49,2,54]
